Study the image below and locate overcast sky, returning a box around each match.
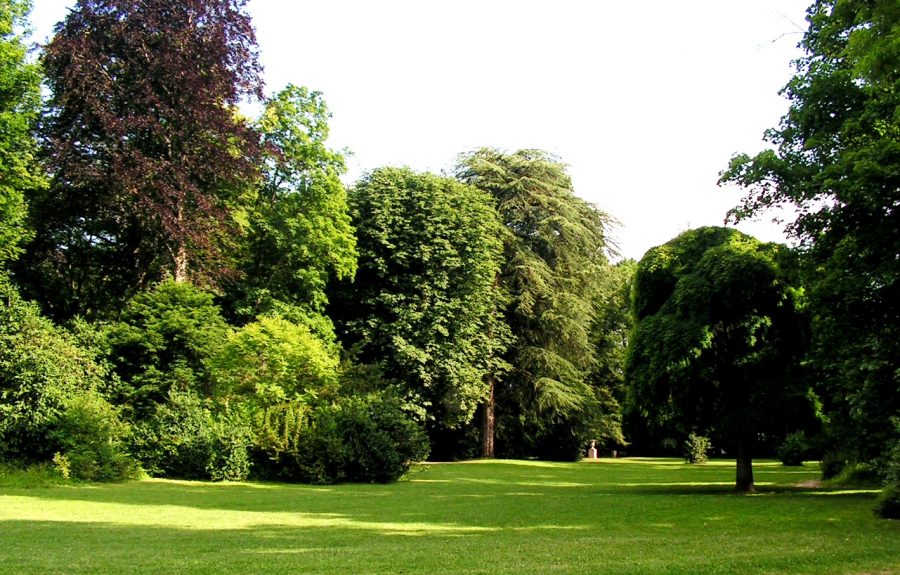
[30,0,810,260]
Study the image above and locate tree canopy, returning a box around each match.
[627,227,812,491]
[456,148,615,459]
[719,0,899,464]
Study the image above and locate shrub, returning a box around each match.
[874,483,900,520]
[251,391,429,484]
[684,433,711,464]
[130,391,216,479]
[830,461,881,487]
[820,451,849,479]
[778,431,810,466]
[0,276,109,461]
[50,392,139,482]
[206,409,253,482]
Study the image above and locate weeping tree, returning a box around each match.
[22,0,263,319]
[626,227,812,492]
[456,148,614,459]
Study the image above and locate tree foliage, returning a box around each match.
[22,0,263,319]
[0,0,43,268]
[456,149,614,459]
[227,85,357,324]
[334,167,504,433]
[719,0,899,464]
[626,227,812,491]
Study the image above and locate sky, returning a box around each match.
[29,0,811,261]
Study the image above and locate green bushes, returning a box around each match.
[51,393,139,481]
[252,392,429,484]
[684,433,711,464]
[778,431,810,466]
[874,483,900,519]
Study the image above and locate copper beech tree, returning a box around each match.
[23,0,263,319]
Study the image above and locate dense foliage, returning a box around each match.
[626,227,813,491]
[720,0,898,472]
[456,149,615,460]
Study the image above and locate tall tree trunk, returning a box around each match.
[173,203,188,283]
[481,373,496,458]
[736,434,755,493]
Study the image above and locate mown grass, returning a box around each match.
[1,458,897,574]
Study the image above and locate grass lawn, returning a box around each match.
[1,458,897,574]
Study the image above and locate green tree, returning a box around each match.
[456,149,613,459]
[105,280,231,415]
[626,227,812,492]
[719,0,899,465]
[21,0,263,320]
[0,0,42,268]
[333,167,504,440]
[226,85,357,328]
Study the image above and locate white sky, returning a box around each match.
[30,0,810,260]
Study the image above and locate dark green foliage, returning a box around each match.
[50,392,138,482]
[130,391,218,480]
[778,432,810,466]
[684,433,711,465]
[0,275,109,460]
[106,280,230,414]
[874,483,900,520]
[720,0,899,468]
[455,149,614,458]
[820,451,850,480]
[336,167,504,433]
[206,409,253,482]
[252,392,429,484]
[626,227,812,490]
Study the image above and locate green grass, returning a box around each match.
[1,458,898,574]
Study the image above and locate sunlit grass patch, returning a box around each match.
[1,458,898,574]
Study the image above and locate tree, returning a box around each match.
[0,0,43,268]
[719,0,899,465]
[456,148,614,459]
[21,0,263,319]
[626,227,811,492]
[225,85,357,330]
[332,167,504,440]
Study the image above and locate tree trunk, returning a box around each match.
[736,434,755,493]
[481,374,496,458]
[173,203,188,283]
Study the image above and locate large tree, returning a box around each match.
[224,84,357,333]
[456,148,614,459]
[626,227,811,492]
[21,0,263,319]
[332,167,504,440]
[719,0,899,464]
[0,0,42,268]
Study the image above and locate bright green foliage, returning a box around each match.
[50,392,138,482]
[336,167,504,432]
[719,0,899,465]
[105,280,231,414]
[456,149,613,458]
[684,433,711,465]
[0,275,109,460]
[228,85,356,326]
[209,314,340,403]
[0,0,42,268]
[626,227,811,490]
